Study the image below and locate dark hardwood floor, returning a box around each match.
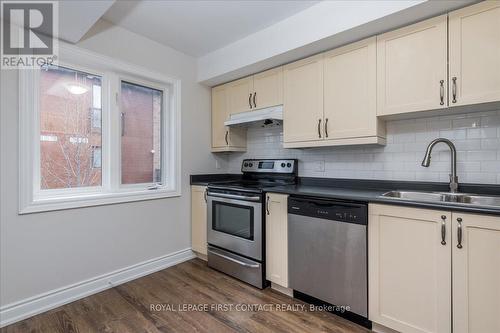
[1,259,370,333]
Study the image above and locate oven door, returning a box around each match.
[207,191,262,261]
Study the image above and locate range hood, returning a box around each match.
[224,105,283,127]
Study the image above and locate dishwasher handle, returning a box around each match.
[288,196,368,225]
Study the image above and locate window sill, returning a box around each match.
[19,188,181,214]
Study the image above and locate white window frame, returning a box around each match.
[19,43,181,214]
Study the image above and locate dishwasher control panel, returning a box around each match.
[288,196,367,225]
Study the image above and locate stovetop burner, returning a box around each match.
[207,159,298,193]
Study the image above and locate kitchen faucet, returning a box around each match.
[421,138,458,193]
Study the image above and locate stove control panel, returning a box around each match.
[241,159,296,173]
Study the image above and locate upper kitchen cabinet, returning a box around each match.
[449,1,500,107]
[452,212,500,333]
[226,67,283,114]
[253,67,283,110]
[377,15,448,116]
[284,39,385,148]
[226,76,254,114]
[323,37,385,142]
[283,54,324,143]
[211,84,246,152]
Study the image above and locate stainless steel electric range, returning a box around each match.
[206,159,297,288]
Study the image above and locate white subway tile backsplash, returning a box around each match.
[481,161,500,172]
[467,127,497,139]
[481,115,500,127]
[224,110,500,184]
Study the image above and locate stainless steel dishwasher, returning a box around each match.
[288,196,368,323]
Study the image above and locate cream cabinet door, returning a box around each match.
[211,85,229,148]
[452,212,500,333]
[227,76,254,114]
[265,193,289,287]
[324,37,382,140]
[253,67,283,110]
[191,186,207,256]
[211,85,247,152]
[377,15,448,116]
[283,54,324,143]
[449,1,500,106]
[369,204,452,333]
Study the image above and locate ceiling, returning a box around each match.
[102,0,319,57]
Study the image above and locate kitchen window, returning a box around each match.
[120,81,163,186]
[19,44,181,213]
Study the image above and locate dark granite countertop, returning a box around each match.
[265,184,500,215]
[190,173,241,186]
[191,174,500,215]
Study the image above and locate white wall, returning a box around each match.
[197,0,475,85]
[225,110,500,184]
[0,20,223,309]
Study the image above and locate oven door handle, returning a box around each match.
[209,248,260,268]
[208,192,261,202]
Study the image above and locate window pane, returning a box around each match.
[120,81,162,185]
[40,65,102,189]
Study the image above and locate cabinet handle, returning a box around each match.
[452,77,457,103]
[440,215,446,245]
[225,131,229,145]
[457,217,463,249]
[439,80,444,105]
[204,189,207,203]
[253,92,257,108]
[324,118,329,138]
[248,93,253,109]
[266,195,270,215]
[317,119,322,138]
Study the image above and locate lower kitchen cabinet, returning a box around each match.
[368,204,451,333]
[191,185,207,257]
[369,204,500,333]
[452,212,500,333]
[265,193,289,287]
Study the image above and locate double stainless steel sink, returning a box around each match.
[381,191,500,208]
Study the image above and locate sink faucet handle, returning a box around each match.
[449,174,459,193]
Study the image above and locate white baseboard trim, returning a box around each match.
[0,248,196,328]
